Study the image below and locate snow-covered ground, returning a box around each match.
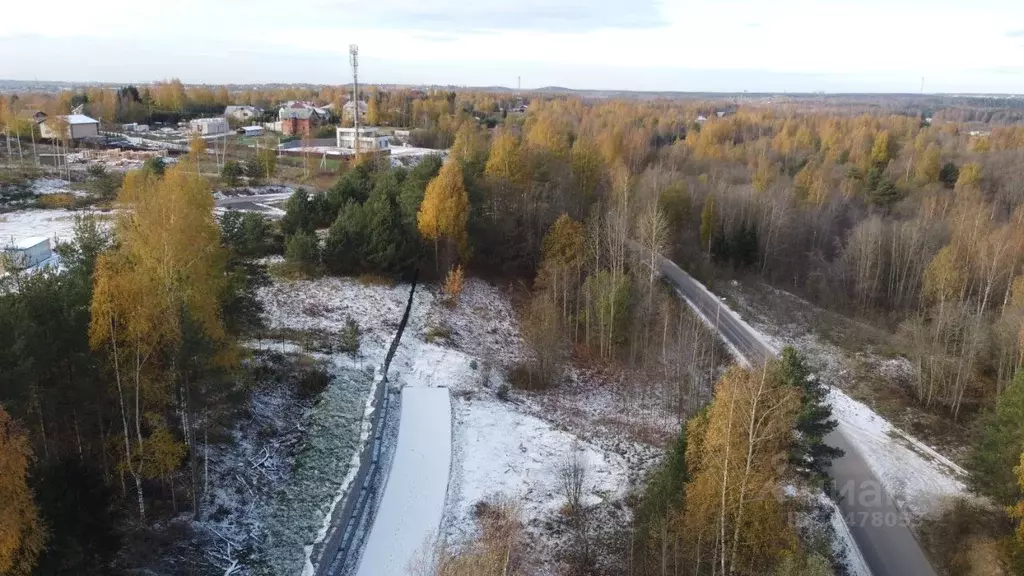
[355,387,452,576]
[30,178,88,197]
[213,185,295,200]
[258,274,637,573]
[828,388,969,518]
[443,397,630,545]
[0,208,114,246]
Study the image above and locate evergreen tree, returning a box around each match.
[782,346,843,482]
[970,372,1024,505]
[33,458,122,575]
[326,162,373,212]
[281,188,315,237]
[219,211,268,257]
[398,154,442,230]
[938,161,959,189]
[285,230,320,275]
[323,200,368,274]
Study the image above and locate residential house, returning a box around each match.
[224,105,263,122]
[189,117,230,136]
[336,126,389,151]
[40,114,100,140]
[342,100,368,123]
[278,102,329,137]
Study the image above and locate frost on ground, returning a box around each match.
[828,388,969,518]
[444,396,630,538]
[213,185,294,199]
[264,362,373,576]
[0,208,114,246]
[722,280,971,521]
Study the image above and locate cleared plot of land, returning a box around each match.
[356,386,452,576]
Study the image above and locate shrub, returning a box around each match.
[297,367,330,399]
[39,193,76,208]
[221,160,244,186]
[142,157,165,176]
[338,317,360,354]
[442,264,465,306]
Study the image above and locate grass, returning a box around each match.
[918,498,1016,576]
[424,324,453,344]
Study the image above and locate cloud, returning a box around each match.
[1007,29,1024,37]
[319,0,666,33]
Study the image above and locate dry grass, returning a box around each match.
[918,498,1014,576]
[358,273,396,287]
[38,193,76,208]
[410,500,526,576]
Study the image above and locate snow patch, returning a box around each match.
[443,397,630,545]
[0,208,113,246]
[827,388,968,518]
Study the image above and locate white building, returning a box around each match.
[224,105,263,122]
[40,114,100,140]
[336,126,389,151]
[2,237,52,272]
[241,125,264,137]
[122,123,150,133]
[189,117,230,136]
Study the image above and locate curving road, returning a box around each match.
[652,251,937,576]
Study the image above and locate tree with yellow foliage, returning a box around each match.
[525,114,569,159]
[870,130,893,168]
[683,364,798,575]
[90,165,228,520]
[914,143,941,184]
[451,122,489,168]
[484,129,527,187]
[188,134,207,175]
[0,406,46,576]
[418,159,470,271]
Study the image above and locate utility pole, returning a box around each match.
[350,44,360,159]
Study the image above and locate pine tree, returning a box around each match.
[281,188,316,236]
[970,372,1024,505]
[781,346,843,482]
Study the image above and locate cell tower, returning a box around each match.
[349,44,360,157]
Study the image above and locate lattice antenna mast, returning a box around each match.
[350,44,360,157]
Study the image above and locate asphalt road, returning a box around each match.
[652,252,937,576]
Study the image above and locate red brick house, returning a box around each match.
[278,102,329,136]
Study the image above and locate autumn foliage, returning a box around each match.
[0,406,45,576]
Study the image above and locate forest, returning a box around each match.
[2,82,1024,575]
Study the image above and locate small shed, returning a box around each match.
[2,237,52,271]
[40,114,100,140]
[242,125,264,137]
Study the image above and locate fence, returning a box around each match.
[316,270,419,576]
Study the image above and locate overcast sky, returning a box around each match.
[2,0,1023,93]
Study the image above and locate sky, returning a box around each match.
[1,0,1023,93]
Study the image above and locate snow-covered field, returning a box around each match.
[0,208,114,246]
[444,397,630,545]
